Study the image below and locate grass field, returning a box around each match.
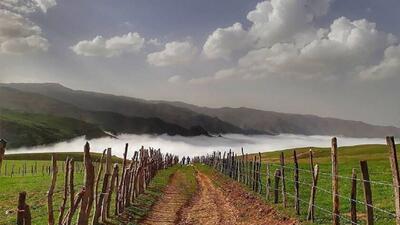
[1,144,399,224]
[0,152,194,225]
[245,143,400,225]
[0,152,122,224]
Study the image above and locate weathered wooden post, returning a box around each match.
[118,143,128,214]
[293,150,300,215]
[106,163,118,218]
[332,137,340,225]
[274,169,281,204]
[280,152,286,207]
[307,164,319,222]
[101,148,113,222]
[93,150,106,225]
[350,168,357,224]
[69,159,75,214]
[58,158,70,225]
[0,139,6,169]
[78,142,95,225]
[387,136,400,225]
[17,191,31,225]
[64,188,85,225]
[266,163,271,200]
[48,154,57,225]
[360,160,374,225]
[17,191,26,225]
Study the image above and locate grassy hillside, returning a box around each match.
[245,144,400,225]
[0,109,106,149]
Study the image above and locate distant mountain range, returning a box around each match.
[0,83,399,148]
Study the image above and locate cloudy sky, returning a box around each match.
[1,0,400,126]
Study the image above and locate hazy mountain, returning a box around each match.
[2,83,400,138]
[1,83,257,134]
[0,87,212,139]
[158,101,400,138]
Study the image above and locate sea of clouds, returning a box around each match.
[6,134,386,158]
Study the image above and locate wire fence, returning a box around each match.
[197,136,400,225]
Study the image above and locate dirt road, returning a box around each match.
[141,168,297,225]
[141,172,189,225]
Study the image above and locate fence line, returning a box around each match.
[0,140,179,225]
[196,136,400,225]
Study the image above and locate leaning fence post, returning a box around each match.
[360,160,374,225]
[48,154,57,225]
[350,168,357,224]
[332,137,340,225]
[387,136,400,225]
[58,158,70,225]
[280,152,286,208]
[293,150,300,215]
[274,169,281,204]
[307,164,319,222]
[266,163,271,200]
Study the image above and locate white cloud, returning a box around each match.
[33,0,56,13]
[0,0,55,54]
[147,41,197,66]
[168,75,182,83]
[203,0,331,60]
[0,9,49,54]
[200,0,400,82]
[203,23,252,59]
[246,0,330,48]
[1,0,56,14]
[147,38,162,46]
[71,32,145,57]
[360,45,400,80]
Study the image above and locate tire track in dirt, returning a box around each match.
[178,171,298,225]
[178,172,238,225]
[140,171,189,225]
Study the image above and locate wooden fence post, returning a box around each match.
[108,164,119,218]
[78,142,95,225]
[118,143,128,214]
[58,158,70,225]
[280,152,286,208]
[307,164,319,222]
[350,168,357,224]
[69,159,75,214]
[266,163,271,201]
[274,169,281,204]
[332,137,340,225]
[48,154,57,225]
[293,150,300,215]
[360,160,374,225]
[387,136,400,225]
[17,191,27,225]
[93,150,106,225]
[0,139,6,169]
[101,148,112,222]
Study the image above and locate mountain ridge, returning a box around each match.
[1,82,399,138]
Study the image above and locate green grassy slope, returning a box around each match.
[245,144,400,225]
[0,109,107,149]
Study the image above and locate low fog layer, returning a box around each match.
[6,134,386,158]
